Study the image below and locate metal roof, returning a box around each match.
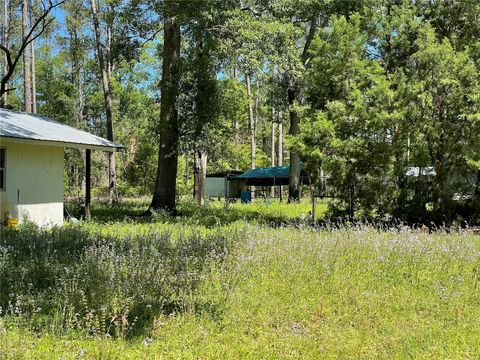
[0,109,123,151]
[234,166,310,186]
[236,166,310,179]
[236,166,291,179]
[206,170,244,178]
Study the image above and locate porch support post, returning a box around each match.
[85,149,91,221]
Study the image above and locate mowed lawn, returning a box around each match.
[1,201,479,359]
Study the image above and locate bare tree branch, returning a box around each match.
[139,26,164,48]
[301,11,320,64]
[1,0,64,106]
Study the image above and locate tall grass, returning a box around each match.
[0,223,239,338]
[1,202,479,358]
[72,197,327,226]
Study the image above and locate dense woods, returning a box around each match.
[1,0,479,224]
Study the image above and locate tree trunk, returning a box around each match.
[22,0,32,112]
[287,87,301,202]
[29,0,36,112]
[74,60,84,126]
[277,109,283,166]
[89,0,118,206]
[270,106,275,197]
[30,40,36,112]
[393,143,407,215]
[255,78,260,149]
[1,0,60,104]
[348,182,354,222]
[285,12,319,202]
[257,82,267,155]
[277,109,283,199]
[232,67,239,147]
[246,74,255,170]
[246,74,256,199]
[73,27,85,190]
[129,137,136,162]
[193,149,207,206]
[184,155,188,185]
[149,10,180,213]
[106,25,112,75]
[475,169,480,198]
[2,0,9,106]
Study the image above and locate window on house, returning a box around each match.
[0,148,5,191]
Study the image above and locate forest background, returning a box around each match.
[1,0,480,224]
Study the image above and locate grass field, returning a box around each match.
[1,199,480,359]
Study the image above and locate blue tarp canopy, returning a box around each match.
[236,166,290,179]
[233,166,310,186]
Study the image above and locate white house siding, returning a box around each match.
[0,140,64,227]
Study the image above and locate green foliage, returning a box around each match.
[407,25,480,217]
[5,0,480,220]
[296,4,480,223]
[298,15,395,217]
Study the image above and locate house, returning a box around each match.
[0,109,122,227]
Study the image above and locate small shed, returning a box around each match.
[205,170,244,199]
[0,109,122,227]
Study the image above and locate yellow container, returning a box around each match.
[7,218,18,228]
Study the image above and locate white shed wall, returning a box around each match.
[0,140,64,227]
[206,177,226,198]
[205,177,245,198]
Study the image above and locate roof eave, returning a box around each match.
[0,136,124,152]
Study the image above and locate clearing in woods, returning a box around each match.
[1,199,479,358]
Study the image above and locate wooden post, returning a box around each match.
[224,175,228,209]
[311,181,316,224]
[85,149,91,221]
[348,184,354,222]
[273,177,275,200]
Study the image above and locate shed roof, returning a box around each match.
[234,166,310,186]
[207,170,244,178]
[236,166,291,179]
[0,109,123,151]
